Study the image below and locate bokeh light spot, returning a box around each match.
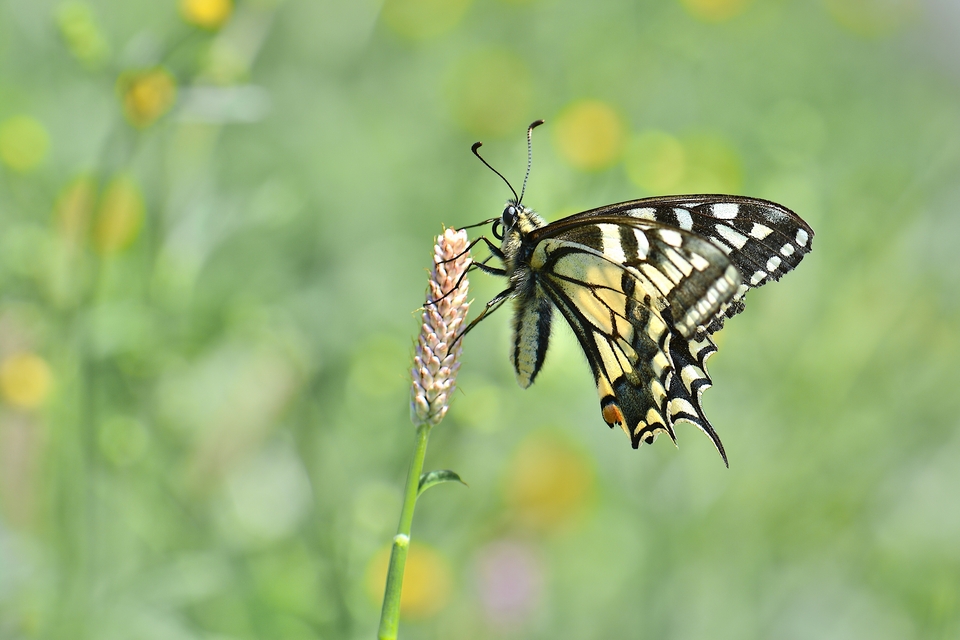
[381,0,473,41]
[56,2,110,68]
[679,133,743,193]
[503,430,594,529]
[180,0,233,29]
[475,540,542,627]
[680,0,751,22]
[823,0,918,37]
[552,100,625,171]
[0,353,53,409]
[624,130,686,193]
[118,67,177,128]
[92,175,145,255]
[445,49,532,137]
[0,116,50,173]
[224,442,313,544]
[366,543,453,619]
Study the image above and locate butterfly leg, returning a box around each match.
[451,286,513,346]
[469,259,506,276]
[426,255,506,306]
[436,235,505,265]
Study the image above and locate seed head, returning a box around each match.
[411,229,471,426]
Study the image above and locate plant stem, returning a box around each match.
[377,422,431,640]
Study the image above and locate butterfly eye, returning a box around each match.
[492,219,504,240]
[503,205,518,228]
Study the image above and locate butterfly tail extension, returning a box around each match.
[666,331,728,466]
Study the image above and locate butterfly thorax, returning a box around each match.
[499,201,545,283]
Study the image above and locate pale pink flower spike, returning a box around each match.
[411,228,471,426]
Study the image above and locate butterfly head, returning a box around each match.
[503,201,519,228]
[493,200,543,241]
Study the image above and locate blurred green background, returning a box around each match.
[2,0,960,638]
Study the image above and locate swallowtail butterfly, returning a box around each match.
[455,121,813,465]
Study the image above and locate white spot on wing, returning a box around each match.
[659,258,684,284]
[750,223,773,240]
[715,224,748,250]
[750,270,767,285]
[681,365,704,393]
[711,202,739,219]
[780,243,795,257]
[664,247,693,276]
[641,263,675,295]
[598,224,626,263]
[629,207,657,221]
[634,229,649,259]
[796,228,809,246]
[688,252,710,271]
[710,238,733,255]
[659,229,683,247]
[652,352,670,376]
[766,255,782,272]
[669,397,698,419]
[673,208,693,230]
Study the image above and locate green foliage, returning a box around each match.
[417,469,467,497]
[1,0,960,639]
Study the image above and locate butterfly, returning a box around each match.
[453,120,813,465]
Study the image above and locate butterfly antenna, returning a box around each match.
[518,119,544,205]
[471,141,518,202]
[458,217,499,231]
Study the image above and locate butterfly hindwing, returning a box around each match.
[515,220,742,457]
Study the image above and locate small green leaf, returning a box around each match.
[417,469,467,497]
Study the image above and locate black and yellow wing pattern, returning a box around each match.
[481,194,813,465]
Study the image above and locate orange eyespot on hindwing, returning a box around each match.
[601,399,624,426]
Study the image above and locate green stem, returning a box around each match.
[377,422,431,640]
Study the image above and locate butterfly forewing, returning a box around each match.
[543,195,815,333]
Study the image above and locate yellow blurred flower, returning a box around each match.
[552,100,625,171]
[180,0,233,30]
[118,68,177,128]
[679,0,751,22]
[0,353,53,409]
[366,543,453,619]
[54,175,97,245]
[445,49,531,137]
[624,130,686,193]
[92,175,145,255]
[503,430,594,529]
[382,0,473,40]
[0,116,50,173]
